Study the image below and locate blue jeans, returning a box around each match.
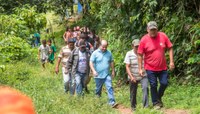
[146,70,168,105]
[95,76,116,106]
[72,72,86,95]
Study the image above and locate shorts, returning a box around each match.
[41,58,47,64]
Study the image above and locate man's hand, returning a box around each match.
[169,62,175,71]
[139,69,144,77]
[55,67,59,74]
[130,76,137,83]
[112,70,115,78]
[93,70,98,77]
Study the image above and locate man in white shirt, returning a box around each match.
[124,39,149,111]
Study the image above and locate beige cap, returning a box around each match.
[132,39,140,46]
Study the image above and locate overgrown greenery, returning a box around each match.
[0,5,46,63]
[73,0,200,82]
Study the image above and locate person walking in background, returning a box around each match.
[63,27,73,42]
[90,40,118,108]
[34,32,40,46]
[67,40,91,95]
[38,39,50,69]
[138,21,174,109]
[55,39,75,94]
[93,36,101,50]
[124,39,149,111]
[75,33,93,53]
[48,39,56,64]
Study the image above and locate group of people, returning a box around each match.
[124,21,174,111]
[39,21,175,111]
[63,26,101,51]
[55,26,117,107]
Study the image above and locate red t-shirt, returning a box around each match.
[138,32,173,71]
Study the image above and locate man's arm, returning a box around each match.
[55,57,61,74]
[89,61,98,76]
[111,61,115,78]
[138,53,144,76]
[169,47,175,71]
[63,32,66,41]
[126,64,136,83]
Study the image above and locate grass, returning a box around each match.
[2,60,200,114]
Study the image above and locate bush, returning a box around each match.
[0,34,33,62]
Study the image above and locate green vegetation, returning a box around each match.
[75,0,200,81]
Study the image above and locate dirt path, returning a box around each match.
[115,104,190,114]
[163,109,189,114]
[115,104,132,114]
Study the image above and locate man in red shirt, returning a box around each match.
[138,21,175,109]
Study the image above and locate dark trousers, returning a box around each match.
[130,77,149,109]
[146,70,168,105]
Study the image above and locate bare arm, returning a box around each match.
[89,61,98,76]
[169,47,175,70]
[63,32,66,40]
[63,32,68,41]
[111,61,115,71]
[126,64,136,83]
[138,53,144,76]
[111,61,115,78]
[55,57,61,74]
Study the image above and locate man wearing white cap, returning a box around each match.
[124,39,149,111]
[138,21,174,109]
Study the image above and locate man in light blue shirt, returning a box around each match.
[90,40,117,107]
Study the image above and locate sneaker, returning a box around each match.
[158,100,163,107]
[153,103,161,110]
[131,107,136,112]
[85,87,90,94]
[111,103,118,108]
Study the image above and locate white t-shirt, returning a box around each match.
[39,45,50,60]
[78,51,87,73]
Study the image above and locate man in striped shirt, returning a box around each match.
[124,39,149,111]
[55,39,75,94]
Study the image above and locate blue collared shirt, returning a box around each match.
[90,49,113,79]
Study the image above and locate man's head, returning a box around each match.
[68,28,72,32]
[73,27,77,31]
[78,39,86,52]
[67,39,75,50]
[147,21,158,38]
[132,39,140,53]
[100,40,108,52]
[42,40,46,46]
[47,39,52,46]
[80,33,87,40]
[66,27,69,31]
[76,26,80,31]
